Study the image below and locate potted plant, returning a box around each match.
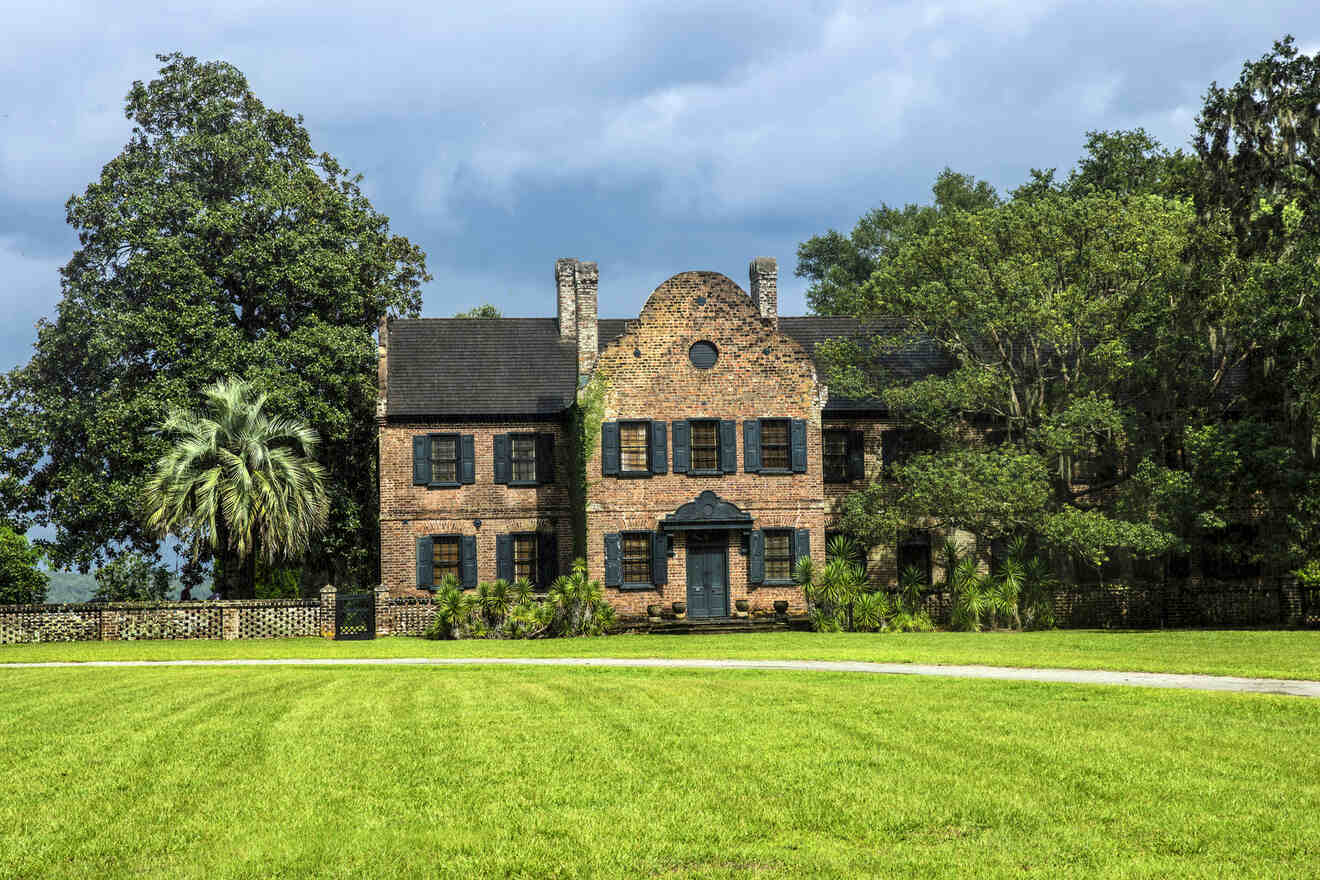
[773,599,789,617]
[672,601,687,617]
[647,603,663,618]
[734,598,750,617]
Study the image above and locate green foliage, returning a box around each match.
[0,52,428,585]
[423,558,614,640]
[143,378,329,598]
[569,370,609,558]
[797,535,925,633]
[0,525,48,604]
[92,551,171,603]
[453,304,502,319]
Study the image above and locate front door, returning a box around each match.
[686,534,728,619]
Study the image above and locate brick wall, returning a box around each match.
[586,270,825,619]
[379,419,573,594]
[0,599,321,644]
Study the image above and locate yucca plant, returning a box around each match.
[142,377,328,598]
[547,559,613,636]
[797,536,867,632]
[425,576,476,639]
[851,590,890,632]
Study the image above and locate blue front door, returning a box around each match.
[686,535,728,619]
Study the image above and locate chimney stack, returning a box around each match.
[749,257,777,328]
[574,260,598,375]
[554,258,599,376]
[376,314,390,421]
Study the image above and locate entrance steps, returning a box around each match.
[639,616,809,635]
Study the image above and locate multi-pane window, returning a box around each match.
[764,530,794,582]
[760,419,790,470]
[513,533,538,585]
[432,536,461,587]
[823,429,849,482]
[691,420,719,471]
[622,532,653,585]
[620,421,650,472]
[430,434,459,483]
[511,434,537,483]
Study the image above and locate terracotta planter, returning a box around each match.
[735,599,750,613]
[672,601,687,616]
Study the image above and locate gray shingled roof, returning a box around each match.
[388,315,951,417]
[387,318,578,417]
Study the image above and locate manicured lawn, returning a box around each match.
[3,629,1320,680]
[0,665,1316,878]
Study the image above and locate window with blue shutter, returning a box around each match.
[416,536,433,587]
[672,420,691,474]
[650,420,667,474]
[536,433,555,484]
[790,419,807,473]
[720,420,737,473]
[743,420,761,473]
[460,535,477,589]
[848,430,865,481]
[688,420,719,473]
[460,434,475,484]
[496,534,513,582]
[429,434,461,485]
[413,436,431,485]
[652,532,668,585]
[748,529,765,584]
[604,533,622,587]
[538,531,558,589]
[794,529,811,571]
[602,422,621,476]
[493,434,511,484]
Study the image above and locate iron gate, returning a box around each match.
[335,592,376,640]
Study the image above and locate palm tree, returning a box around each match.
[142,378,329,598]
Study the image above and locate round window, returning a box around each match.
[688,341,718,369]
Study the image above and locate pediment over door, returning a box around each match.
[660,490,754,532]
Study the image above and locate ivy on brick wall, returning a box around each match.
[569,370,609,558]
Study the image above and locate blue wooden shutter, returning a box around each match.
[538,531,558,588]
[460,434,475,484]
[604,533,622,587]
[652,532,668,585]
[743,420,761,473]
[795,529,811,570]
[496,534,513,583]
[413,435,431,485]
[720,420,737,473]
[493,434,510,484]
[536,433,555,484]
[791,419,808,473]
[848,430,864,481]
[416,536,433,588]
[602,422,620,476]
[650,420,667,474]
[749,529,765,584]
[672,420,690,473]
[460,535,477,589]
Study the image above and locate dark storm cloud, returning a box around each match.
[1,0,1314,371]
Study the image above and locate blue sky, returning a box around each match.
[1,1,1315,375]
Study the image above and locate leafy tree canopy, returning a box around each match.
[92,551,171,603]
[0,525,48,604]
[454,304,502,318]
[0,53,429,584]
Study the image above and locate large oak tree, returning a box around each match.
[0,53,430,587]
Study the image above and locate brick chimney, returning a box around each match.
[554,258,599,375]
[749,257,777,328]
[574,260,598,375]
[555,258,577,338]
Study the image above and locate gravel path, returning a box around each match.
[4,656,1318,697]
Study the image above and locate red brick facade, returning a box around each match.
[378,258,908,619]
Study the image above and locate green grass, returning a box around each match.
[3,629,1320,680]
[0,665,1316,878]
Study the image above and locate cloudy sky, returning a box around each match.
[1,1,1314,373]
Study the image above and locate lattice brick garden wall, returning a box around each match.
[0,599,322,644]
